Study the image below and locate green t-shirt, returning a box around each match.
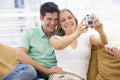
[20,26,57,68]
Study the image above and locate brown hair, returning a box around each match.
[56,9,78,36]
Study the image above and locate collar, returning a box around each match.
[39,25,56,38]
[39,26,46,38]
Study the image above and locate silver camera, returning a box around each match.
[86,14,94,26]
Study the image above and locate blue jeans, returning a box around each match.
[1,63,48,80]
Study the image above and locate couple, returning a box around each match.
[1,2,120,80]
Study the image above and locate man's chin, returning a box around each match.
[49,30,55,33]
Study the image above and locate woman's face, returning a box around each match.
[59,10,77,35]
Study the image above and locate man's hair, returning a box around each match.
[40,2,59,17]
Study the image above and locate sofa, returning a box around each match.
[0,43,120,80]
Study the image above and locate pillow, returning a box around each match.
[87,45,98,80]
[0,43,18,78]
[96,46,120,80]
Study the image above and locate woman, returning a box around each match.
[49,9,108,80]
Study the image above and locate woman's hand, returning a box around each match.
[75,17,89,37]
[93,18,103,32]
[77,24,89,33]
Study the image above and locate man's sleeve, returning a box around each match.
[19,29,30,50]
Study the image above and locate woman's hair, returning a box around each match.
[56,9,78,36]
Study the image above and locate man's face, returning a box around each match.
[41,12,59,34]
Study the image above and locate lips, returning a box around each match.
[65,23,74,28]
[49,26,56,31]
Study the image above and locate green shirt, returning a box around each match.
[20,26,57,68]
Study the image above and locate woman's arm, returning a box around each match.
[90,18,108,46]
[50,32,80,50]
[50,25,88,50]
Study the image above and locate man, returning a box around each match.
[1,2,64,80]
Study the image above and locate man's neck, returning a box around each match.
[42,26,52,38]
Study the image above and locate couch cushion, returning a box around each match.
[87,45,98,80]
[0,43,18,78]
[96,46,120,80]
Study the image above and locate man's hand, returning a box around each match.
[108,47,120,59]
[47,66,65,75]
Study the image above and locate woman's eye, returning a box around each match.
[61,19,65,22]
[68,16,72,20]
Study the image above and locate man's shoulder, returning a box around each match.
[27,27,39,31]
[24,27,40,33]
[22,27,43,37]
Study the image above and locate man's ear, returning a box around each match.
[40,15,44,21]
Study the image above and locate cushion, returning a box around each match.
[96,46,120,80]
[87,45,98,80]
[0,43,18,78]
[49,72,84,80]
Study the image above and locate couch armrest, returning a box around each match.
[0,43,18,78]
[96,46,120,80]
[87,45,98,80]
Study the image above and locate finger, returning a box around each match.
[111,47,117,55]
[83,30,88,33]
[80,26,88,31]
[94,17,99,23]
[79,17,85,25]
[116,49,120,59]
[81,24,89,29]
[117,54,120,59]
[118,52,120,59]
[115,51,119,59]
[90,25,95,28]
[94,21,100,27]
[109,49,113,55]
[114,47,119,54]
[95,22,102,28]
[114,54,117,59]
[58,68,65,74]
[116,53,120,59]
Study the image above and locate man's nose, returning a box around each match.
[51,20,56,25]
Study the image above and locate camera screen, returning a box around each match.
[88,21,93,25]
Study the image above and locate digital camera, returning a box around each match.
[86,14,94,26]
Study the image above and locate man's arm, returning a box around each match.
[16,47,64,75]
[105,46,120,59]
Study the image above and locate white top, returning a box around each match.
[54,30,95,80]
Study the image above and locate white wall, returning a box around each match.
[0,0,120,47]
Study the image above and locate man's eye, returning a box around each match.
[47,18,52,21]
